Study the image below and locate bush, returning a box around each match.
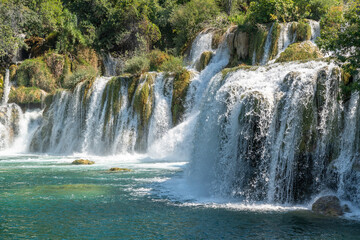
[63,66,97,89]
[15,58,56,92]
[170,0,220,51]
[247,0,295,23]
[124,55,150,75]
[147,50,171,71]
[159,56,184,73]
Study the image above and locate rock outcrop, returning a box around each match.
[312,196,344,217]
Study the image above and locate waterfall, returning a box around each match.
[2,23,360,208]
[188,31,214,67]
[103,53,122,77]
[2,69,11,105]
[309,20,321,42]
[261,23,274,65]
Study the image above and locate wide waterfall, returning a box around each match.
[1,21,360,208]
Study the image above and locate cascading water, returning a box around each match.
[1,69,10,105]
[2,22,360,210]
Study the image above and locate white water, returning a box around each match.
[1,69,10,105]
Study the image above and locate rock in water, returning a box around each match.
[312,196,344,217]
[72,159,95,165]
[108,168,131,172]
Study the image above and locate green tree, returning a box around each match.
[170,0,220,51]
[317,1,360,68]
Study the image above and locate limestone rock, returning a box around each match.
[312,196,344,217]
[276,41,323,63]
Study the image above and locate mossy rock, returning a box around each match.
[44,52,65,79]
[8,86,45,106]
[15,58,56,92]
[134,74,155,126]
[9,65,18,80]
[276,41,323,63]
[196,51,213,71]
[171,69,191,125]
[0,74,3,89]
[108,168,132,172]
[72,159,95,165]
[212,29,225,49]
[269,22,281,60]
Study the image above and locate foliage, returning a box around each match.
[63,66,97,89]
[147,50,171,71]
[170,0,220,51]
[159,56,184,73]
[296,20,312,41]
[124,55,151,75]
[317,1,360,70]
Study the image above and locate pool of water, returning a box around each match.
[1,154,360,239]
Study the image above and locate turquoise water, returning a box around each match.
[1,155,360,239]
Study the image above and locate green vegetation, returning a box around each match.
[134,74,155,125]
[296,20,312,41]
[8,86,44,106]
[276,41,323,63]
[15,58,56,92]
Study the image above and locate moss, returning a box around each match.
[128,76,140,103]
[171,69,191,125]
[134,74,154,125]
[269,22,281,60]
[0,74,3,90]
[72,159,95,165]
[276,41,323,63]
[249,25,268,65]
[108,168,132,172]
[15,58,56,92]
[196,51,213,71]
[76,47,99,71]
[102,77,122,129]
[296,20,312,42]
[8,86,44,105]
[221,64,258,80]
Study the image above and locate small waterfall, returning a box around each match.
[188,31,214,67]
[0,104,22,150]
[309,20,321,42]
[261,23,274,65]
[103,53,122,77]
[268,22,296,64]
[2,69,11,105]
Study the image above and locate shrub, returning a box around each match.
[63,66,97,89]
[296,20,312,42]
[147,50,171,71]
[124,55,150,75]
[159,56,184,73]
[170,0,220,51]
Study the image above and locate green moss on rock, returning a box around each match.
[72,159,95,165]
[15,58,56,92]
[108,168,132,172]
[134,74,155,126]
[171,69,191,125]
[276,41,323,63]
[8,86,44,106]
[269,22,281,60]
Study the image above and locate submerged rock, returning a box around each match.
[312,196,343,217]
[108,168,131,172]
[72,159,95,165]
